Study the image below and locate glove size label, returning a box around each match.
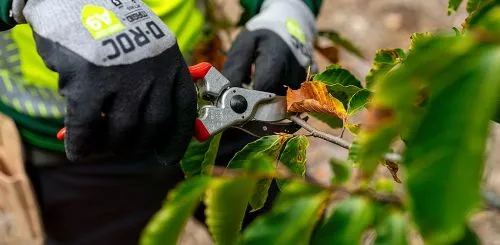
[24,0,177,66]
[82,5,125,40]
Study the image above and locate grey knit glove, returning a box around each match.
[223,0,317,95]
[21,0,197,163]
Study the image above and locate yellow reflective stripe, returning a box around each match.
[1,95,8,103]
[6,43,16,51]
[38,103,48,117]
[51,105,61,117]
[7,54,20,63]
[25,100,35,116]
[38,88,51,100]
[12,98,22,112]
[0,70,13,92]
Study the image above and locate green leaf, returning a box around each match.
[348,89,372,116]
[448,0,464,15]
[277,136,309,189]
[468,1,500,34]
[228,135,292,211]
[140,176,211,245]
[329,159,351,184]
[366,49,406,88]
[357,35,479,176]
[205,177,257,245]
[327,84,362,108]
[312,197,375,245]
[314,64,363,88]
[318,30,364,58]
[181,133,222,177]
[409,33,433,52]
[404,47,500,244]
[374,211,408,245]
[453,227,480,245]
[347,141,360,164]
[310,112,344,129]
[467,0,486,13]
[240,181,329,245]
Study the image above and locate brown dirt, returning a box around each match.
[179,1,500,244]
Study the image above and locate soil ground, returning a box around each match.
[179,1,500,244]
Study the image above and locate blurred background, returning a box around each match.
[181,0,500,244]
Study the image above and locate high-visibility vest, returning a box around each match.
[0,0,203,151]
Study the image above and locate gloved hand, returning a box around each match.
[223,0,317,95]
[20,0,197,163]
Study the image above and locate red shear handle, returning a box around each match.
[189,62,212,80]
[194,119,211,142]
[57,63,215,141]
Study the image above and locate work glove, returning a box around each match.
[216,0,317,166]
[20,0,197,163]
[223,0,317,95]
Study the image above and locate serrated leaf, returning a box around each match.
[228,135,292,211]
[467,1,500,34]
[240,181,329,245]
[366,49,406,88]
[287,81,347,120]
[409,33,433,52]
[453,227,480,245]
[358,35,479,176]
[327,84,362,109]
[313,64,363,88]
[374,211,408,245]
[348,89,372,115]
[140,176,211,245]
[310,112,344,129]
[329,159,351,184]
[312,197,375,245]
[181,133,222,177]
[448,0,464,15]
[318,30,364,58]
[205,177,257,245]
[277,136,309,189]
[404,47,500,244]
[467,0,485,13]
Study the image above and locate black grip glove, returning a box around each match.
[24,0,196,163]
[217,0,317,167]
[223,0,317,95]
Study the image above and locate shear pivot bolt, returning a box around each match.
[230,95,248,114]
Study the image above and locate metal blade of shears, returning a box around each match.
[252,96,289,122]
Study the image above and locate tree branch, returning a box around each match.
[291,115,351,149]
[291,116,402,163]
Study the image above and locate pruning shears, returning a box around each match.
[57,62,302,142]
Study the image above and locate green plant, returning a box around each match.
[141,1,500,245]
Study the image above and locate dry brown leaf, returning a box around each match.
[384,160,402,183]
[287,81,347,119]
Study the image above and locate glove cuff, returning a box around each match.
[246,0,316,68]
[12,0,26,23]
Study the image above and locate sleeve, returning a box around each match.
[239,0,323,24]
[0,0,16,31]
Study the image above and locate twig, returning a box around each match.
[291,115,352,149]
[291,115,402,163]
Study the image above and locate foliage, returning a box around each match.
[142,2,500,245]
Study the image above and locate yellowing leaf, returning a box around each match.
[287,82,347,120]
